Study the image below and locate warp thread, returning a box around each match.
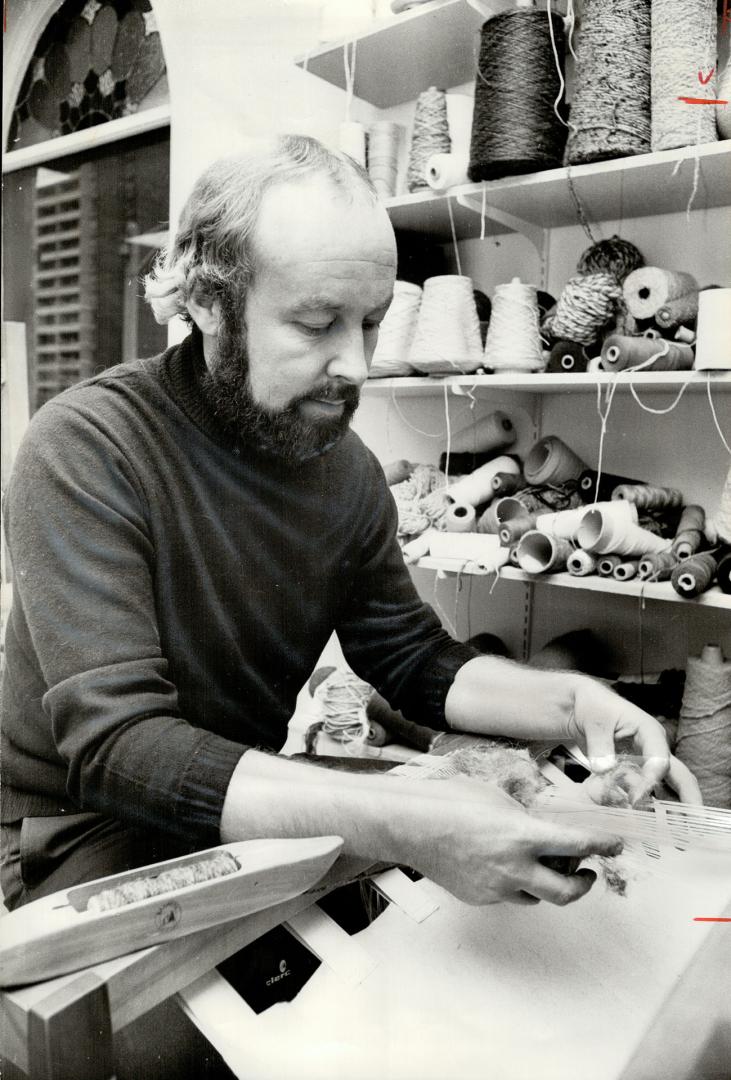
[601,335,695,373]
[567,549,598,577]
[313,669,375,751]
[651,0,718,152]
[579,469,645,504]
[483,278,544,373]
[622,267,698,321]
[638,550,680,581]
[546,339,590,374]
[672,504,705,560]
[577,236,645,284]
[524,436,586,486]
[676,645,731,808]
[468,7,567,181]
[612,484,684,511]
[565,0,651,164]
[407,87,451,193]
[542,273,620,345]
[369,280,421,377]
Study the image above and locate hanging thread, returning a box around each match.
[577,236,645,284]
[468,7,567,181]
[565,0,651,164]
[676,645,731,808]
[369,281,421,378]
[483,278,545,373]
[407,87,451,193]
[651,0,718,151]
[542,273,620,345]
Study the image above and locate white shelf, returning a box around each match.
[386,142,731,241]
[416,557,731,610]
[365,371,731,395]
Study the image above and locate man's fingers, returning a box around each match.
[525,864,597,906]
[508,892,542,906]
[665,756,704,804]
[536,826,623,860]
[582,723,617,774]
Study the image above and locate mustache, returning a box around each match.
[303,381,361,405]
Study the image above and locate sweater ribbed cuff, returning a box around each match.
[176,732,248,845]
[401,641,482,732]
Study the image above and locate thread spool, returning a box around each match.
[408,275,483,374]
[446,455,521,508]
[577,507,671,557]
[524,436,586,486]
[597,554,622,577]
[671,550,723,598]
[600,334,694,373]
[622,267,698,321]
[672,505,705,560]
[543,274,620,346]
[338,121,367,167]
[445,502,477,533]
[638,550,680,581]
[401,530,435,564]
[546,340,590,374]
[612,484,683,511]
[478,495,526,535]
[367,121,403,198]
[655,293,699,330]
[694,289,731,370]
[491,472,524,497]
[651,0,718,152]
[499,510,536,546]
[613,559,639,582]
[446,92,474,159]
[578,469,646,504]
[577,236,645,284]
[516,531,572,574]
[566,0,651,164]
[407,87,451,192]
[717,549,731,594]
[451,410,516,455]
[369,280,421,377]
[567,549,598,577]
[425,153,469,191]
[676,644,731,808]
[483,278,544,373]
[468,6,567,181]
[508,545,521,567]
[535,501,630,541]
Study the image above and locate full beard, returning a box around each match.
[199,311,360,464]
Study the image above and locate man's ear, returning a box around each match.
[187,296,222,337]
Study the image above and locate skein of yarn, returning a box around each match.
[542,274,620,346]
[600,335,695,373]
[676,644,731,808]
[369,280,421,377]
[651,0,718,151]
[409,275,483,374]
[622,267,698,321]
[612,484,683,511]
[483,278,544,373]
[468,6,567,181]
[407,87,451,193]
[577,236,645,284]
[524,436,586,486]
[672,505,705,560]
[565,0,651,164]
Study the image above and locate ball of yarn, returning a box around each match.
[407,87,451,193]
[651,0,718,152]
[542,273,620,346]
[468,8,567,181]
[565,0,651,165]
[577,236,645,284]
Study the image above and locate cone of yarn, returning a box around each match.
[477,496,526,536]
[577,236,645,285]
[535,501,632,542]
[622,267,698,321]
[524,436,586,486]
[597,554,622,577]
[408,276,483,374]
[671,550,723,598]
[491,472,524,498]
[516,531,572,574]
[613,559,639,582]
[567,549,598,577]
[577,507,670,557]
[369,281,422,377]
[338,121,367,167]
[718,56,731,140]
[611,484,683,511]
[672,505,705,560]
[600,335,695,373]
[542,274,620,346]
[499,508,536,546]
[638,550,680,581]
[706,464,731,545]
[655,293,699,331]
[694,289,731,371]
[676,645,731,808]
[578,469,645,504]
[368,121,403,198]
[446,92,474,159]
[446,456,520,508]
[483,278,544,373]
[425,153,469,191]
[445,502,477,533]
[468,7,567,181]
[546,340,590,374]
[651,0,718,152]
[565,0,651,164]
[407,87,451,193]
[451,410,516,455]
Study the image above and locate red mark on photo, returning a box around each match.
[693,917,731,922]
[677,96,728,106]
[697,68,714,85]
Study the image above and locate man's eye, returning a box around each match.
[298,322,332,336]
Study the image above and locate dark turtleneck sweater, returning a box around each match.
[2,330,477,844]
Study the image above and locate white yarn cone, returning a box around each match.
[483,278,544,373]
[446,92,474,159]
[451,410,516,454]
[537,500,636,541]
[567,550,598,577]
[446,456,520,507]
[516,531,573,574]
[445,502,477,532]
[409,276,484,374]
[369,281,422,377]
[577,507,670,557]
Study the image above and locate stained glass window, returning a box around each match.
[7,0,168,153]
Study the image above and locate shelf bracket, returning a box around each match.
[455,192,547,258]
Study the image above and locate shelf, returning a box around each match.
[386,142,731,240]
[365,371,731,395]
[416,557,731,610]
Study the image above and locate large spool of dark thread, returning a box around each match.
[565,0,651,165]
[547,340,590,374]
[468,7,567,182]
[578,469,645,504]
[671,548,729,598]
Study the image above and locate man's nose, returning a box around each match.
[326,326,370,386]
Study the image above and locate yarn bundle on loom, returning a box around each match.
[468,4,567,181]
[407,87,451,193]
